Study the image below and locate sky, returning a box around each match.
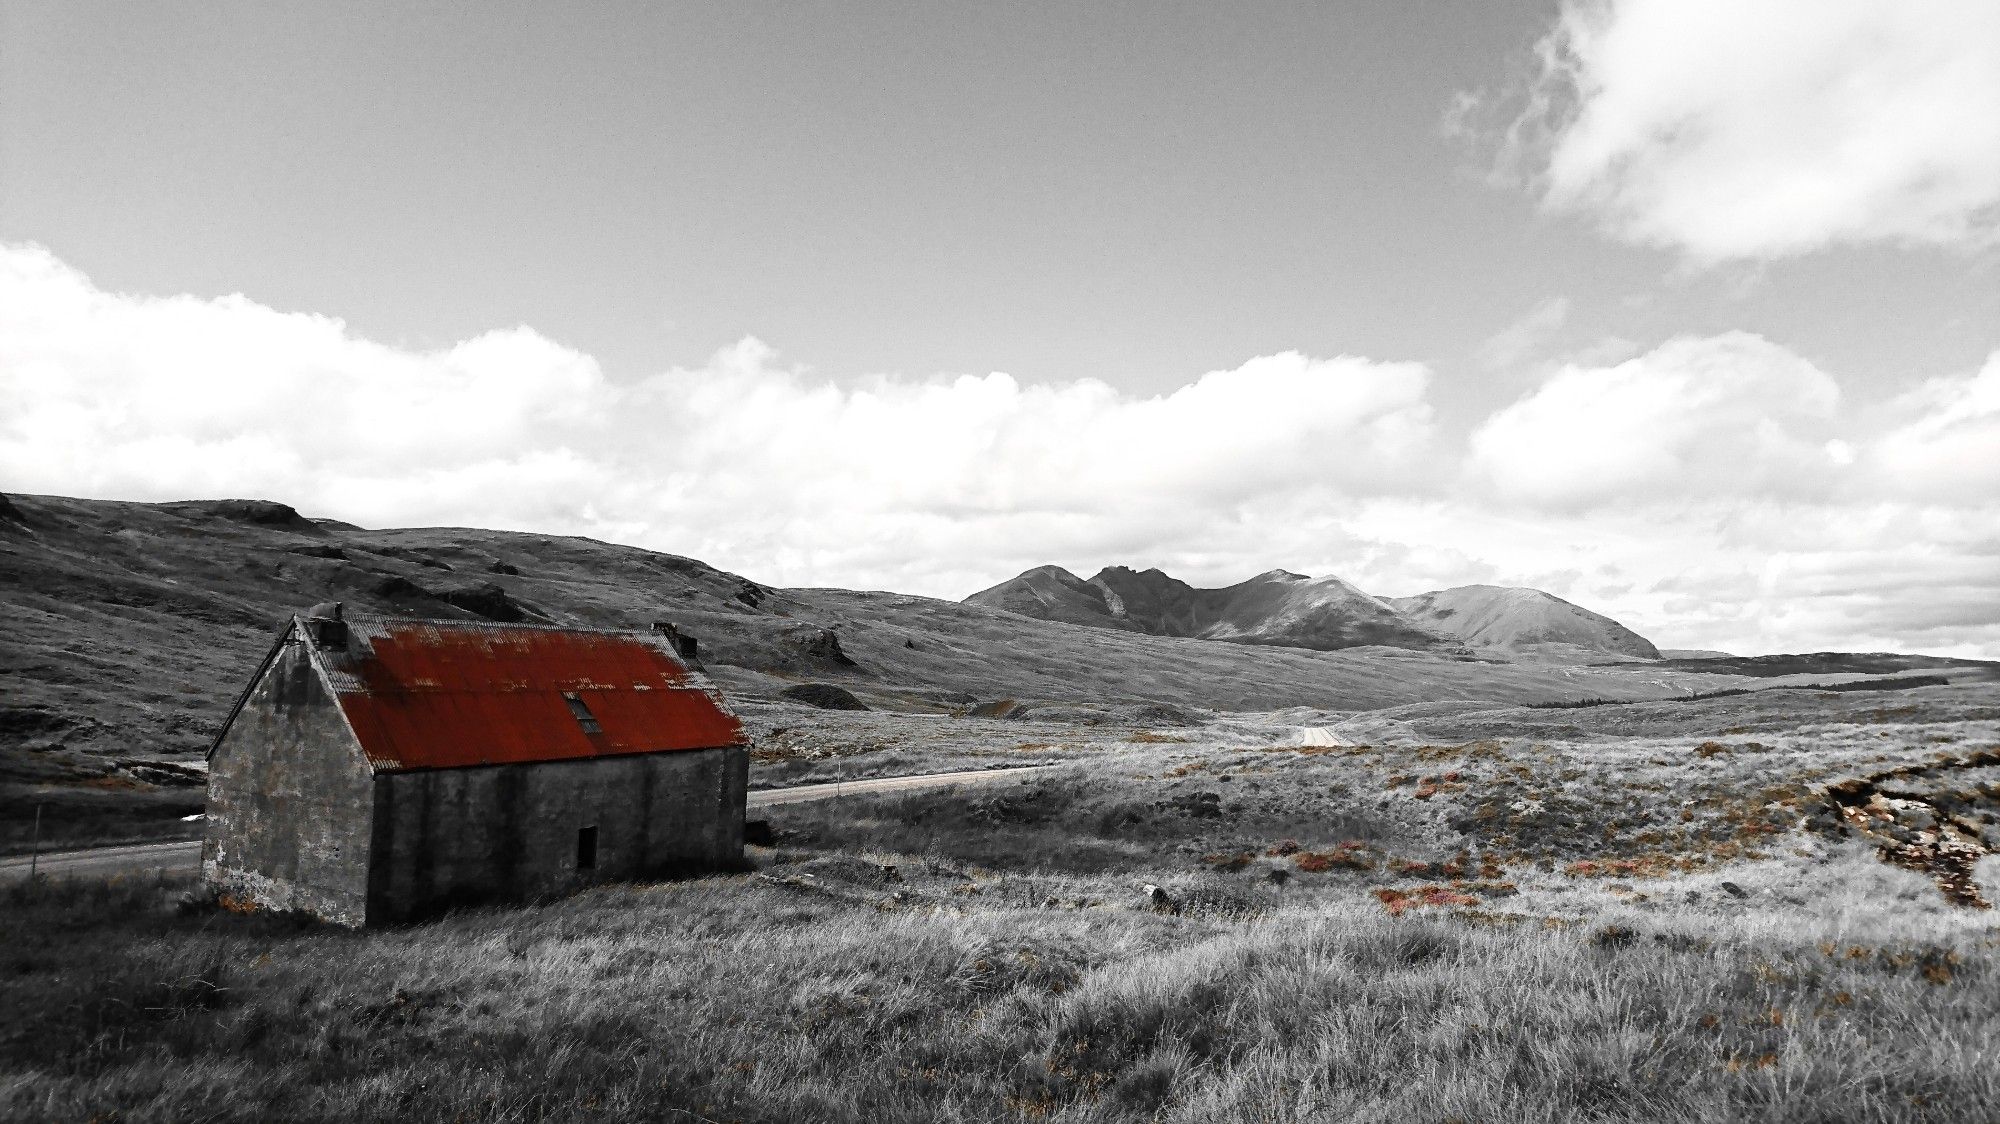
[2,0,1997,656]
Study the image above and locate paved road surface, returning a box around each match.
[745,764,1051,805]
[0,838,205,882]
[0,764,1054,882]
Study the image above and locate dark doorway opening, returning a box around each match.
[576,825,598,870]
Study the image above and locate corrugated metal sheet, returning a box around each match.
[318,619,744,772]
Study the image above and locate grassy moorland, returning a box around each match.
[4,683,1999,1123]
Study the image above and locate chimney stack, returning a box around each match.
[651,621,700,664]
[304,601,348,648]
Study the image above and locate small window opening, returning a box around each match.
[562,691,603,734]
[576,825,598,870]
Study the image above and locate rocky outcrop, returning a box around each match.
[786,625,857,668]
[366,575,534,622]
[169,498,324,533]
[780,684,869,711]
[437,581,532,623]
[1818,749,2000,909]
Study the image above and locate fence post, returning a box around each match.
[28,803,43,879]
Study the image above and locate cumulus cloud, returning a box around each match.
[1869,352,2000,500]
[1466,332,1845,507]
[0,242,1435,596]
[1351,497,2000,658]
[3,242,1997,656]
[1446,333,2000,655]
[1464,0,2000,262]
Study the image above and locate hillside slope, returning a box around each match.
[2,494,1756,786]
[960,564,1141,631]
[1386,585,1661,661]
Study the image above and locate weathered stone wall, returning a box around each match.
[202,628,375,925]
[366,746,748,921]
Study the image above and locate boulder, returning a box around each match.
[190,499,321,531]
[779,683,869,711]
[786,625,856,667]
[437,581,530,622]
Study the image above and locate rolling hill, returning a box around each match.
[1385,584,1662,661]
[1,493,1753,791]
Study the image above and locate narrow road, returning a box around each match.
[0,838,204,882]
[0,764,1055,882]
[746,764,1052,805]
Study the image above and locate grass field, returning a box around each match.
[4,683,1999,1122]
[0,781,204,857]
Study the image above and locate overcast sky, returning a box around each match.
[4,0,1997,656]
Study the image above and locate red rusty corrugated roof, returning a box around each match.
[313,618,744,772]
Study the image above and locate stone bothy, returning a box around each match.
[203,605,748,926]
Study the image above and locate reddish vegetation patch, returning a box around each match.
[1386,850,1491,880]
[1374,886,1480,916]
[1202,852,1257,872]
[1291,841,1378,873]
[1409,771,1469,801]
[1409,741,1511,764]
[1564,854,1705,880]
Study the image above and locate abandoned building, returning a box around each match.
[203,605,748,926]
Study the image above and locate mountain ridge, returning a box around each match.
[6,493,1759,789]
[969,565,1659,660]
[966,564,1458,653]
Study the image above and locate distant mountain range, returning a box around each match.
[2,495,1726,787]
[966,566,1661,660]
[7,493,1988,806]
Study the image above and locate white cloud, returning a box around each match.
[633,342,1437,519]
[1474,296,1570,370]
[1472,0,2000,262]
[1450,333,2000,655]
[0,242,1435,594]
[1869,352,2000,500]
[2,243,1997,656]
[1349,497,2000,658]
[1466,332,1844,507]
